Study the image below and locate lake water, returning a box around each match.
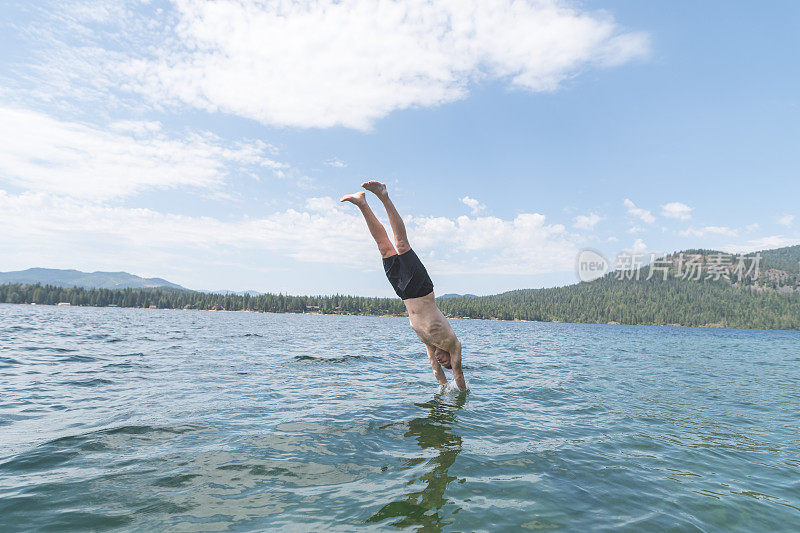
[1,304,799,531]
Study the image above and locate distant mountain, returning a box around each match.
[438,293,479,299]
[0,268,186,290]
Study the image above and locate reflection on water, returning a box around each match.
[368,392,467,530]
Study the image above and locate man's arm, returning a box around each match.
[449,339,467,391]
[425,344,449,386]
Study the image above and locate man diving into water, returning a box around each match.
[341,181,467,391]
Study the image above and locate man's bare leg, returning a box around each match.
[362,181,410,254]
[341,192,397,258]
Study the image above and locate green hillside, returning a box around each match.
[760,245,800,274]
[436,245,800,329]
[436,274,800,330]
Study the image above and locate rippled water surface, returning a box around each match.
[1,304,799,531]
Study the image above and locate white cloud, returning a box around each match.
[632,238,647,254]
[409,212,577,274]
[626,226,645,234]
[324,158,347,168]
[573,212,604,230]
[745,223,760,232]
[660,201,693,220]
[620,238,648,256]
[109,120,163,136]
[460,196,486,215]
[24,0,649,130]
[680,226,738,237]
[0,191,582,276]
[623,198,655,223]
[0,190,374,268]
[724,235,800,254]
[0,107,285,200]
[778,214,795,227]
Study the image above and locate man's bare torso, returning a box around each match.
[403,292,455,348]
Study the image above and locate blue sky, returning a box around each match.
[0,1,798,296]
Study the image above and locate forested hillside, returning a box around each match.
[436,246,800,329]
[437,275,800,329]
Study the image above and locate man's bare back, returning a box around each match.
[405,292,466,390]
[341,181,467,391]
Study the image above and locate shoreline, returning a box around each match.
[4,302,797,333]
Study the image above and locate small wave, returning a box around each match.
[21,346,77,353]
[102,424,203,436]
[0,444,80,473]
[1,412,39,423]
[291,354,369,364]
[6,325,37,331]
[102,361,149,370]
[152,472,202,488]
[60,354,99,363]
[0,424,205,474]
[63,378,113,387]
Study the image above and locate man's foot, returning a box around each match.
[362,180,388,200]
[340,191,366,206]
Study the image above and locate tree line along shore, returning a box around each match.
[3,273,800,331]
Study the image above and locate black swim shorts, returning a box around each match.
[383,248,434,300]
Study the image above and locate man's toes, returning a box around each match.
[340,193,364,204]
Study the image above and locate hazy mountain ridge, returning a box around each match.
[0,268,187,290]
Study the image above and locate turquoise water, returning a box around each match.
[1,304,799,531]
